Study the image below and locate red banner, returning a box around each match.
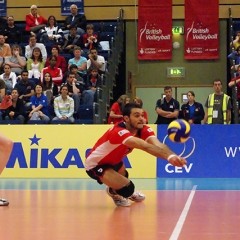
[138,0,172,60]
[184,0,219,60]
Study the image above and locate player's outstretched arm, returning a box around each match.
[0,134,13,175]
[125,137,187,167]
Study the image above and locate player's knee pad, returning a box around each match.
[116,181,135,198]
[125,170,129,178]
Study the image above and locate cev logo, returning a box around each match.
[165,163,193,173]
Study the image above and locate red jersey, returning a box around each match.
[85,123,155,170]
[107,102,123,124]
[41,67,63,86]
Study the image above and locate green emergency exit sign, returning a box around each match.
[167,67,185,77]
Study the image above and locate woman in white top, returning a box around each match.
[39,15,64,44]
[0,64,17,94]
[27,47,45,79]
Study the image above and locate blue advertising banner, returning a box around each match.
[157,125,240,178]
[61,0,84,15]
[0,0,6,17]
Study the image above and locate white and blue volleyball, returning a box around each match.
[167,119,190,143]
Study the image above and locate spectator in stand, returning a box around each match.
[62,64,84,84]
[230,31,240,50]
[0,35,11,58]
[0,15,21,44]
[52,85,74,123]
[82,24,98,54]
[179,91,205,124]
[39,15,64,45]
[15,70,35,108]
[228,46,240,71]
[83,68,101,105]
[68,46,87,77]
[60,25,81,55]
[61,72,83,113]
[133,97,148,124]
[29,84,50,122]
[25,35,47,61]
[41,55,63,86]
[0,79,6,102]
[63,4,86,35]
[27,47,45,79]
[4,88,25,123]
[25,5,47,33]
[87,47,105,75]
[0,64,17,94]
[5,44,26,75]
[45,45,67,75]
[42,72,59,105]
[108,94,130,124]
[228,66,240,114]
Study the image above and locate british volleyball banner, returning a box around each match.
[138,0,172,60]
[184,0,219,60]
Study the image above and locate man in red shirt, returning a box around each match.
[85,103,187,207]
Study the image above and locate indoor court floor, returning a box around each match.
[0,178,240,240]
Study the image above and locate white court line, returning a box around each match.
[169,185,197,240]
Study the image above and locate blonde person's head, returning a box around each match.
[117,94,130,112]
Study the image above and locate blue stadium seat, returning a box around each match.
[77,105,93,120]
[1,120,21,125]
[59,53,72,63]
[99,32,114,42]
[102,22,117,32]
[27,120,49,124]
[50,119,72,124]
[74,119,93,124]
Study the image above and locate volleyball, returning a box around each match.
[167,119,190,143]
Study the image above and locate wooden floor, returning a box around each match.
[0,179,240,240]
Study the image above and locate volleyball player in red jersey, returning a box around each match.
[0,133,13,206]
[85,103,187,207]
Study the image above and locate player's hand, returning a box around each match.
[168,156,187,167]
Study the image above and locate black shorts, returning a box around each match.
[86,161,123,184]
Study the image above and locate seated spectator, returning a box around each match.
[0,64,17,94]
[5,44,26,75]
[228,46,240,71]
[133,96,148,124]
[41,55,63,86]
[45,45,67,74]
[25,35,47,61]
[87,48,105,75]
[108,95,130,124]
[4,88,25,124]
[82,24,98,54]
[39,15,64,45]
[61,72,83,113]
[14,70,35,108]
[62,64,84,84]
[63,4,86,35]
[42,72,59,105]
[0,15,21,44]
[52,85,74,123]
[0,35,11,58]
[29,84,50,122]
[68,46,87,77]
[25,5,47,33]
[0,78,6,102]
[179,91,205,124]
[83,68,101,105]
[60,25,81,55]
[27,47,45,79]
